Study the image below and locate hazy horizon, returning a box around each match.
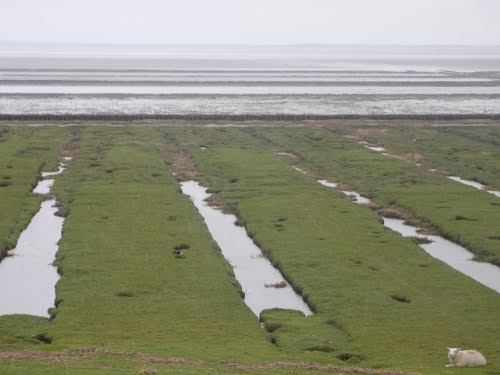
[1,0,499,45]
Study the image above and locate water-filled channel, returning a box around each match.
[0,162,67,317]
[317,179,500,293]
[447,176,500,198]
[180,180,313,317]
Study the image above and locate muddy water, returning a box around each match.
[0,163,67,317]
[448,176,500,198]
[316,178,500,293]
[180,181,313,317]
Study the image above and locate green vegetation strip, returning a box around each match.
[165,126,499,375]
[36,126,286,361]
[250,126,500,265]
[345,125,500,190]
[0,126,69,260]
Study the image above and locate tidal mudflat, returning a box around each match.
[1,45,500,118]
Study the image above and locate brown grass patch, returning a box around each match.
[170,152,202,182]
[54,201,70,218]
[204,195,233,214]
[0,347,423,375]
[367,203,425,227]
[402,153,425,164]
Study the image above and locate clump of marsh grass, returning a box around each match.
[455,215,477,221]
[138,369,159,375]
[391,294,411,303]
[55,201,70,218]
[306,345,336,353]
[204,195,232,214]
[33,333,52,344]
[264,281,287,289]
[115,291,134,298]
[409,236,433,245]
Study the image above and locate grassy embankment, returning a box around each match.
[1,126,359,375]
[164,126,500,375]
[342,125,500,190]
[0,126,70,260]
[249,126,500,266]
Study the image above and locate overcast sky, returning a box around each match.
[1,0,499,45]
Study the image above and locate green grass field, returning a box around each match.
[0,124,499,375]
[0,126,70,260]
[248,126,500,265]
[341,125,500,190]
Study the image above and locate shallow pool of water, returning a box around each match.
[365,146,386,152]
[180,180,313,317]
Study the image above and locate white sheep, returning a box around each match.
[446,347,487,367]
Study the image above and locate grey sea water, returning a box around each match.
[0,44,499,116]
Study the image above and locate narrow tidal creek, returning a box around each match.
[447,176,500,198]
[0,161,68,317]
[180,180,313,317]
[316,179,500,293]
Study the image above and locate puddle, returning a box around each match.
[448,176,500,198]
[0,162,68,317]
[317,180,338,188]
[317,178,500,293]
[180,180,313,317]
[365,146,386,152]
